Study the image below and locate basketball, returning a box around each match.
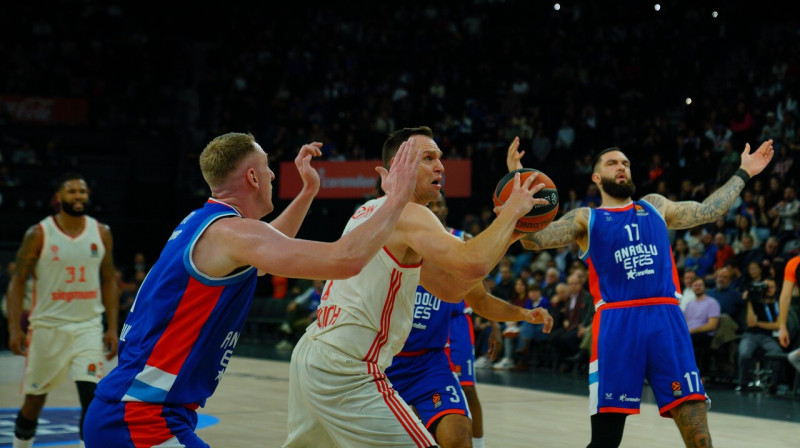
[493,168,559,233]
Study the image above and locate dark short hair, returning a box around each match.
[381,126,434,168]
[591,147,623,172]
[55,172,86,192]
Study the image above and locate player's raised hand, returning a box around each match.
[377,137,422,203]
[506,136,524,172]
[294,142,323,195]
[739,139,774,177]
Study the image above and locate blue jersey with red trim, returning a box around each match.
[395,285,456,353]
[95,199,258,407]
[393,228,465,354]
[580,201,681,306]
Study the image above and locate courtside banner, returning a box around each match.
[278,159,472,199]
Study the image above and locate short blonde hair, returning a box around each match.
[199,132,258,187]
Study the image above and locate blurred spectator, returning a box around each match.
[683,277,721,375]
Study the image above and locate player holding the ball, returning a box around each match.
[507,138,774,448]
[284,127,554,448]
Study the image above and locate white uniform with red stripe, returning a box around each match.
[24,215,107,394]
[284,196,436,448]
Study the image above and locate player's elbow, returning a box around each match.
[455,260,493,284]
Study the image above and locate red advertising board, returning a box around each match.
[278,159,472,199]
[0,96,88,124]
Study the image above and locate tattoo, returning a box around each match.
[522,208,588,250]
[644,176,745,230]
[670,401,713,447]
[14,225,42,279]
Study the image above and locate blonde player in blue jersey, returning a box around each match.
[507,137,774,448]
[83,132,423,448]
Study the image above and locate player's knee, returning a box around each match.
[432,414,472,448]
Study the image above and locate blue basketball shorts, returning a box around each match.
[447,312,476,386]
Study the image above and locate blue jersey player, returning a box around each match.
[83,132,423,447]
[508,137,774,448]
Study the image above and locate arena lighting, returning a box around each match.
[712,10,719,18]
[553,3,561,11]
[654,3,661,12]
[685,97,693,106]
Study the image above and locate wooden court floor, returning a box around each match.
[1,353,798,447]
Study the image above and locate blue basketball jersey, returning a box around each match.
[95,199,258,407]
[580,201,681,306]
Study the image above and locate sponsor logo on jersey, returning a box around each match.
[90,242,99,257]
[672,381,683,397]
[618,394,640,403]
[432,393,442,409]
[634,204,648,216]
[51,244,60,261]
[604,392,614,400]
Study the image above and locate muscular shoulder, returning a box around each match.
[641,194,670,215]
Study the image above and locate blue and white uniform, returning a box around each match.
[581,201,708,417]
[84,199,258,448]
[385,285,470,429]
[385,228,472,430]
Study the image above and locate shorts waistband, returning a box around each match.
[596,297,679,311]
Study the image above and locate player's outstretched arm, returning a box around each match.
[199,138,422,280]
[644,140,774,229]
[519,207,589,251]
[465,282,554,334]
[269,142,322,237]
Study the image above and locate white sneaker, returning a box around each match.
[13,437,34,448]
[474,356,492,369]
[493,357,515,370]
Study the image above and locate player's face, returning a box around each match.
[254,146,275,215]
[594,151,636,199]
[58,179,89,216]
[411,136,444,205]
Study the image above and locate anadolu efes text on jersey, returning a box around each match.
[580,201,681,306]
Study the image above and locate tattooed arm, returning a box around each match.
[6,225,43,356]
[519,207,590,251]
[644,139,775,230]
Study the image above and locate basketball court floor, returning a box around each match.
[1,346,798,447]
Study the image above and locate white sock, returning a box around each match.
[80,440,86,448]
[13,436,34,448]
[472,437,486,448]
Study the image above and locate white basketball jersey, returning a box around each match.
[31,215,106,327]
[308,196,421,371]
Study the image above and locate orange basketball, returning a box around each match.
[493,168,559,233]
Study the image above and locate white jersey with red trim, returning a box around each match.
[31,215,106,327]
[307,196,421,371]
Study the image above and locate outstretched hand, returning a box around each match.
[294,142,323,195]
[524,307,554,333]
[376,137,422,203]
[739,139,774,177]
[506,136,524,172]
[497,171,549,218]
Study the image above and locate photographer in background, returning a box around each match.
[736,278,783,393]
